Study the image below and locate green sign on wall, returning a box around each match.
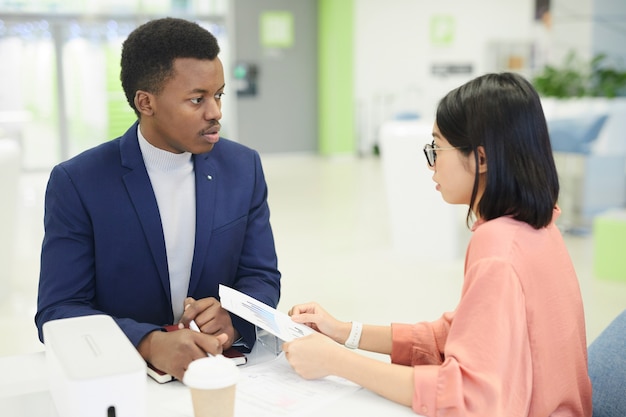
[430,15,455,46]
[260,11,294,48]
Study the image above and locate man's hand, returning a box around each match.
[179,297,239,348]
[137,328,227,381]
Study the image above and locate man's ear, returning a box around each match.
[476,145,488,173]
[134,90,155,116]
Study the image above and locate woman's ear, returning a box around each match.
[476,146,488,173]
[134,90,155,116]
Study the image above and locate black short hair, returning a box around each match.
[436,72,559,229]
[120,17,220,116]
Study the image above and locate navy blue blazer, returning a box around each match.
[35,123,281,349]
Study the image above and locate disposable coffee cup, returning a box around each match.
[183,355,239,417]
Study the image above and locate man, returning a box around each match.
[35,17,281,380]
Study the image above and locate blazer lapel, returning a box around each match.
[188,152,217,295]
[119,124,171,301]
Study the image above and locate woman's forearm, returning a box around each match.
[358,324,393,354]
[330,347,414,407]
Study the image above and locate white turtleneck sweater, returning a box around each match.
[138,126,196,322]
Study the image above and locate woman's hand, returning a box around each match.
[288,302,351,344]
[282,332,344,379]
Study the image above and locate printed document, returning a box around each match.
[219,284,314,342]
[157,353,362,417]
[236,353,361,416]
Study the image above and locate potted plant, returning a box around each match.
[532,51,626,98]
[532,51,626,234]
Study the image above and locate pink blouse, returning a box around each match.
[391,208,592,416]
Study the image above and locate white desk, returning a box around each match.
[0,347,416,417]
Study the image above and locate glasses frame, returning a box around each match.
[423,141,468,167]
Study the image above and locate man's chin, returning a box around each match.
[191,142,216,154]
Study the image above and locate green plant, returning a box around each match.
[532,51,626,98]
[588,54,626,97]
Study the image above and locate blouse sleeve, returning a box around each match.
[391,312,453,366]
[398,258,533,416]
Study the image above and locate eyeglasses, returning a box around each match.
[423,141,467,167]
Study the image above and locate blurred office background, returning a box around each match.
[1,0,626,358]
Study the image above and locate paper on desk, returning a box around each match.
[156,354,362,417]
[236,353,361,417]
[219,284,314,342]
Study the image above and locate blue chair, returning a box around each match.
[548,114,608,154]
[588,309,626,417]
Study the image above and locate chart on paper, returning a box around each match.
[219,285,314,342]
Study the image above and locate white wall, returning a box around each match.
[353,0,595,154]
[551,0,594,63]
[592,0,626,66]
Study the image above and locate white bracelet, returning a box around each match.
[344,321,362,349]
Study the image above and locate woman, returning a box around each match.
[282,73,592,416]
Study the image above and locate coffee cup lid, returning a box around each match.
[183,355,239,389]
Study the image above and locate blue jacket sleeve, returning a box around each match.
[35,165,162,346]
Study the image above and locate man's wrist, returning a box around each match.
[137,330,156,361]
[138,328,168,361]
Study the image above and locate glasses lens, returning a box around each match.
[423,144,435,166]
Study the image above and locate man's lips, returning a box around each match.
[201,125,220,144]
[201,124,220,135]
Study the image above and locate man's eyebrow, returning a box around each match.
[188,84,226,94]
[188,88,208,95]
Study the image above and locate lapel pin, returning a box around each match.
[207,175,213,181]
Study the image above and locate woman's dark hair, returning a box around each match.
[436,72,559,229]
[120,17,220,117]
